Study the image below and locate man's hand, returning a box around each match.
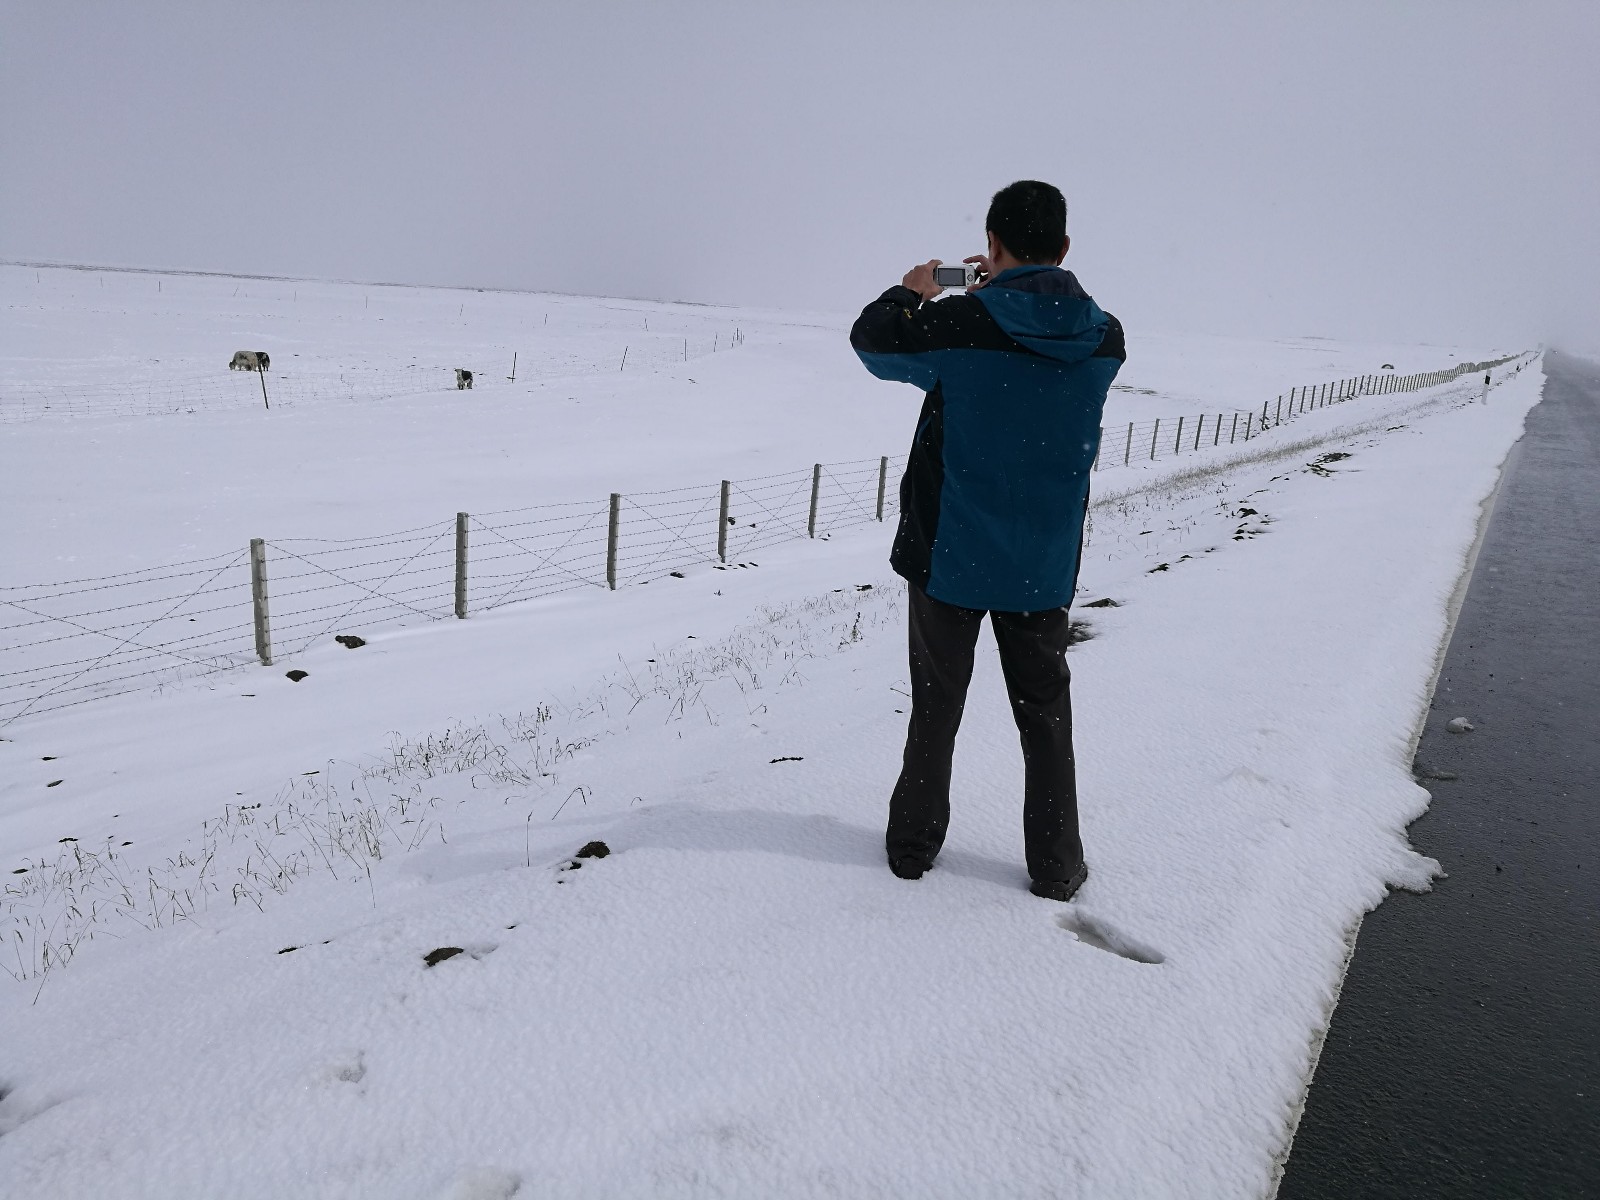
[962,254,995,291]
[901,259,943,302]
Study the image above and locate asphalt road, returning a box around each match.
[1277,351,1600,1198]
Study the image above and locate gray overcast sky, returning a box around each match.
[4,2,1596,350]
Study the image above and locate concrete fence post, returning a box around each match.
[876,456,888,521]
[250,538,272,666]
[718,480,730,560]
[454,513,468,618]
[606,493,621,590]
[1124,421,1134,465]
[808,464,822,538]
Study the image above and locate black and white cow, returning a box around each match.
[456,369,473,390]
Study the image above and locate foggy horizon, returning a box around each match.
[5,2,1597,352]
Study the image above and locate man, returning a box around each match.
[850,180,1125,902]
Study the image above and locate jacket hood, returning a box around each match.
[973,266,1109,364]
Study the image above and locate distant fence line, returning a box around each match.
[0,329,747,423]
[0,352,1530,727]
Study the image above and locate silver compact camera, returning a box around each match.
[932,263,981,289]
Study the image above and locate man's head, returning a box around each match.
[985,180,1070,270]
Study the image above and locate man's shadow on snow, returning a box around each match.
[620,804,1027,890]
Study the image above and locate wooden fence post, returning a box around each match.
[1244,413,1253,440]
[876,457,888,521]
[606,494,621,590]
[1124,422,1134,465]
[250,538,272,666]
[454,512,468,618]
[1174,415,1184,455]
[1150,418,1161,460]
[257,364,270,411]
[718,480,730,560]
[808,464,822,537]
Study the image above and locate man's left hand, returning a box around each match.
[901,260,943,302]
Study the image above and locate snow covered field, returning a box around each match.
[1,263,1513,578]
[0,265,1541,1198]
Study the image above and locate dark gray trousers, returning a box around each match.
[887,583,1083,883]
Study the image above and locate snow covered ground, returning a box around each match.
[0,265,1541,1197]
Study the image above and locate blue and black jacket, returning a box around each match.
[851,265,1125,613]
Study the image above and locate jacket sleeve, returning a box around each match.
[849,285,943,391]
[1094,312,1127,362]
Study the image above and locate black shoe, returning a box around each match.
[889,856,928,881]
[1029,861,1088,902]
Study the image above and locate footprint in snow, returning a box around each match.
[437,1167,522,1200]
[317,1051,366,1085]
[1058,912,1165,965]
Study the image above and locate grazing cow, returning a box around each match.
[456,369,473,390]
[230,350,261,371]
[256,351,270,372]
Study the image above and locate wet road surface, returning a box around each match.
[1278,351,1599,1198]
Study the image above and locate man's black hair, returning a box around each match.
[985,180,1067,264]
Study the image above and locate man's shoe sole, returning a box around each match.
[1029,862,1088,902]
[889,858,928,881]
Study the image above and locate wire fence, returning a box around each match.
[1091,356,1519,471]
[0,351,1530,727]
